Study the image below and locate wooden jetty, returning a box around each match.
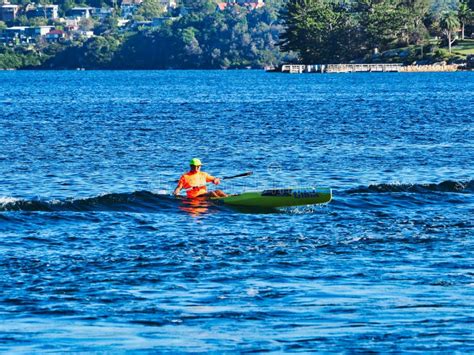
[399,64,458,72]
[279,63,459,74]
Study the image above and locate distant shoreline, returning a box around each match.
[1,66,472,72]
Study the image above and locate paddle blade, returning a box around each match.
[222,172,253,180]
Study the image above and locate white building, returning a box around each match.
[67,7,94,19]
[33,4,59,19]
[92,7,114,20]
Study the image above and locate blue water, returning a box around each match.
[1,71,473,352]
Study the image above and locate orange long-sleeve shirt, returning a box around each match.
[178,171,215,198]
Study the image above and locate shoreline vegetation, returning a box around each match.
[0,0,473,70]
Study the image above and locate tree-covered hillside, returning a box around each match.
[37,5,288,69]
[1,0,473,69]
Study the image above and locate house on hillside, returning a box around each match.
[92,7,114,21]
[216,0,264,11]
[0,3,19,22]
[26,26,53,36]
[62,18,80,32]
[70,30,94,40]
[45,29,67,42]
[31,4,59,20]
[120,0,142,18]
[67,7,94,19]
[0,26,27,44]
[0,25,53,44]
[132,20,152,29]
[117,18,129,27]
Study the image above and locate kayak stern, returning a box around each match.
[215,187,332,208]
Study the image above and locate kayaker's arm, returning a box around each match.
[205,173,220,185]
[173,181,184,196]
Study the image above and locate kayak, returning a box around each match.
[213,187,332,208]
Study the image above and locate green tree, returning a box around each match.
[181,0,216,14]
[42,35,121,68]
[29,17,49,26]
[441,11,460,52]
[81,35,121,67]
[78,17,96,31]
[135,0,165,20]
[181,27,202,56]
[355,0,414,51]
[0,47,44,69]
[17,47,43,67]
[279,0,344,63]
[15,15,30,26]
[403,0,431,45]
[458,0,473,39]
[7,0,287,69]
[0,49,22,69]
[59,0,75,16]
[95,12,119,34]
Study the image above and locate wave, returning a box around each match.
[1,180,471,213]
[346,180,474,194]
[0,191,183,213]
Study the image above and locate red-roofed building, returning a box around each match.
[46,29,67,42]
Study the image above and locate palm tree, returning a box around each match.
[441,11,460,53]
[458,1,473,40]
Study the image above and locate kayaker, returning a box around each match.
[173,158,227,198]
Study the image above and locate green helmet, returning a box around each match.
[190,158,202,166]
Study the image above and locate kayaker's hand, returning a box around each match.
[213,178,221,185]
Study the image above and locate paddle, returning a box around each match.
[222,172,253,180]
[173,171,253,183]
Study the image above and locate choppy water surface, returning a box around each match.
[1,71,473,352]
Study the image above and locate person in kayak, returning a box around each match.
[173,158,227,198]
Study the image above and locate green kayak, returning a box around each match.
[214,187,332,208]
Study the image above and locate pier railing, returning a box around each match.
[325,63,402,73]
[280,63,459,73]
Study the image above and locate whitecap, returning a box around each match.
[0,196,21,205]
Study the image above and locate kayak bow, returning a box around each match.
[214,187,332,208]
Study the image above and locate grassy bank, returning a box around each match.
[452,39,474,56]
